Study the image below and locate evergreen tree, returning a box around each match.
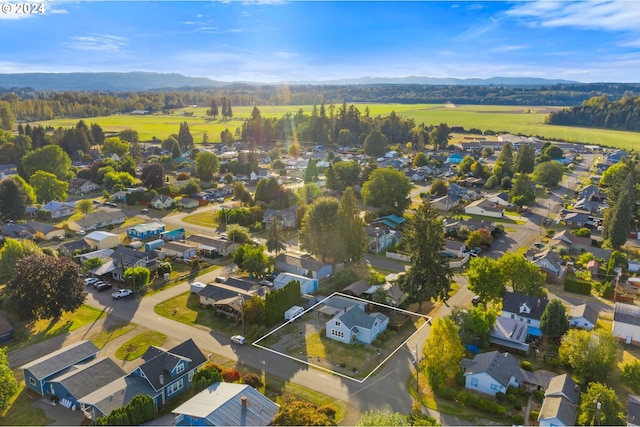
[497,142,514,176]
[606,173,635,248]
[266,219,286,255]
[337,187,367,264]
[396,199,452,310]
[177,121,194,151]
[514,143,535,174]
[325,163,339,191]
[209,98,218,118]
[304,158,319,183]
[539,299,569,341]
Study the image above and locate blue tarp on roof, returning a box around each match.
[528,326,542,337]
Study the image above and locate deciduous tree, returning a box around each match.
[272,398,334,426]
[0,176,35,220]
[123,266,150,291]
[30,170,68,203]
[195,151,220,182]
[363,129,387,157]
[0,238,43,283]
[577,383,624,426]
[396,199,452,309]
[299,197,341,262]
[226,223,251,244]
[102,137,130,158]
[533,160,564,188]
[497,252,546,297]
[559,329,617,383]
[233,244,273,279]
[467,256,504,305]
[6,254,86,321]
[0,347,18,411]
[22,145,72,181]
[362,168,412,215]
[76,199,93,214]
[141,164,165,190]
[413,152,428,167]
[423,316,465,389]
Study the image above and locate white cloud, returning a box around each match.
[274,51,297,59]
[64,34,127,52]
[506,1,640,32]
[491,45,527,52]
[466,3,485,11]
[456,17,500,41]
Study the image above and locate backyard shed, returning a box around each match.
[273,273,318,294]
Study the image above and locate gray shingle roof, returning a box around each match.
[545,373,580,403]
[136,339,206,391]
[463,351,521,387]
[628,395,640,426]
[74,209,125,228]
[275,253,328,272]
[78,376,157,418]
[538,396,577,426]
[20,341,99,380]
[336,306,387,330]
[52,358,126,400]
[502,292,549,321]
[342,280,370,296]
[614,303,640,326]
[569,304,599,326]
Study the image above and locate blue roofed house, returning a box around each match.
[172,382,280,426]
[41,201,76,219]
[127,222,166,240]
[273,272,318,294]
[21,340,100,397]
[446,153,464,164]
[605,149,628,163]
[500,292,549,338]
[371,214,406,230]
[325,305,389,345]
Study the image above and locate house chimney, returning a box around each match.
[537,299,541,309]
[159,375,164,385]
[241,396,247,407]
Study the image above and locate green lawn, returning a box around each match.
[91,321,137,349]
[0,383,51,426]
[114,331,167,361]
[32,103,640,149]
[181,212,219,228]
[7,305,107,352]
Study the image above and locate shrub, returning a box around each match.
[242,373,263,388]
[520,360,534,372]
[507,393,516,402]
[511,415,524,425]
[333,268,357,287]
[564,278,592,295]
[602,282,614,298]
[533,390,545,404]
[434,386,456,400]
[621,360,640,393]
[157,262,172,276]
[222,368,241,383]
[455,371,466,386]
[513,401,522,411]
[317,405,337,421]
[495,392,506,402]
[176,172,190,181]
[530,410,540,421]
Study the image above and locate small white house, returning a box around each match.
[461,351,523,396]
[613,303,640,345]
[568,303,599,331]
[150,195,174,210]
[273,272,318,294]
[159,241,198,259]
[325,305,388,345]
[464,199,505,218]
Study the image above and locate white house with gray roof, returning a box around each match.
[325,305,388,345]
[275,253,332,280]
[538,374,580,427]
[461,351,523,396]
[613,303,640,345]
[569,303,599,331]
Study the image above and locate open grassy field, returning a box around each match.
[33,103,640,149]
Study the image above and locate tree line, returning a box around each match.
[547,95,640,131]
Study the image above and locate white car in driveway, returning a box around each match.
[84,277,99,286]
[112,289,134,299]
[230,335,246,345]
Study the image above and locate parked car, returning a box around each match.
[231,335,246,345]
[77,230,86,236]
[112,289,134,299]
[215,276,227,283]
[471,296,482,307]
[56,235,65,241]
[95,281,112,291]
[92,200,100,205]
[84,277,99,286]
[140,208,149,214]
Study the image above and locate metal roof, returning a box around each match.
[20,341,99,380]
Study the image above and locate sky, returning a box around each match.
[1,0,640,83]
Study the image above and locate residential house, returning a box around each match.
[158,241,198,259]
[430,194,459,213]
[68,209,126,232]
[21,341,100,397]
[605,149,628,163]
[574,193,607,215]
[486,192,511,207]
[442,218,495,235]
[263,205,299,229]
[2,221,65,241]
[443,240,467,258]
[0,163,18,180]
[562,211,591,229]
[127,222,166,240]
[273,272,318,294]
[586,260,599,274]
[342,280,371,298]
[464,199,505,218]
[613,303,640,345]
[501,292,549,338]
[59,239,92,257]
[548,230,592,253]
[69,178,100,195]
[41,201,76,219]
[629,260,640,273]
[461,351,523,396]
[198,278,268,318]
[325,305,388,345]
[47,358,126,410]
[274,253,332,280]
[380,282,406,307]
[530,250,565,282]
[160,228,186,242]
[85,231,120,250]
[538,374,580,427]
[490,317,530,354]
[79,339,206,421]
[94,246,159,282]
[150,195,174,210]
[0,312,14,344]
[177,197,199,209]
[448,182,467,201]
[186,234,238,257]
[172,382,280,427]
[580,184,600,201]
[569,303,599,331]
[445,153,464,164]
[628,395,640,427]
[371,214,405,230]
[365,226,399,254]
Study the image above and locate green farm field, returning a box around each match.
[34,103,640,149]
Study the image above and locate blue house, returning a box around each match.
[160,228,186,241]
[127,222,166,240]
[125,339,206,409]
[47,358,126,410]
[605,149,628,163]
[21,341,99,397]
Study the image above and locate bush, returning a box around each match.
[333,268,357,287]
[222,368,241,383]
[317,405,337,421]
[507,393,516,402]
[513,401,522,411]
[621,360,640,393]
[602,282,614,298]
[242,373,263,388]
[455,390,506,415]
[176,172,190,181]
[495,392,506,402]
[520,360,534,372]
[564,278,592,295]
[530,410,540,421]
[511,415,524,425]
[533,390,545,404]
[157,262,172,276]
[434,385,456,400]
[455,371,466,386]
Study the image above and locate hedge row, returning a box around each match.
[564,278,592,295]
[455,390,507,415]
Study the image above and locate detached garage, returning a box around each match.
[274,273,318,294]
[85,231,120,250]
[160,241,198,259]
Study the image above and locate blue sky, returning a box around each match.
[1,1,639,82]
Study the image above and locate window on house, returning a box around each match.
[335,321,341,327]
[527,319,531,324]
[29,377,36,386]
[470,378,478,387]
[490,383,500,391]
[188,370,195,382]
[175,363,184,375]
[510,314,515,319]
[167,379,184,396]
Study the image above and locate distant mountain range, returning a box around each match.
[0,72,579,91]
